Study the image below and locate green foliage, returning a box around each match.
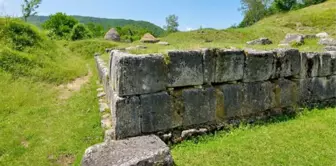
[270,0,298,12]
[21,0,42,22]
[164,14,179,33]
[0,18,43,51]
[115,25,149,42]
[70,23,92,41]
[42,12,78,39]
[27,15,165,37]
[238,0,270,27]
[86,22,104,38]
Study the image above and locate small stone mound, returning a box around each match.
[319,38,336,46]
[280,34,304,46]
[126,45,147,50]
[316,32,328,38]
[82,135,174,166]
[247,38,272,45]
[140,33,160,43]
[325,46,336,51]
[104,28,120,41]
[157,41,170,46]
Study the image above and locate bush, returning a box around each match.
[0,18,43,51]
[70,23,92,41]
[42,12,78,39]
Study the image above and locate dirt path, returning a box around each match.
[58,67,92,100]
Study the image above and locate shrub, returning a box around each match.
[0,18,43,51]
[42,12,78,39]
[70,23,92,41]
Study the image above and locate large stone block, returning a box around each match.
[299,52,319,78]
[273,48,301,78]
[140,92,175,133]
[310,77,335,101]
[273,79,297,108]
[182,87,216,126]
[167,51,204,87]
[243,50,275,82]
[82,135,173,166]
[294,78,312,105]
[295,76,335,106]
[310,77,328,102]
[318,52,333,76]
[110,51,167,96]
[218,84,245,118]
[328,76,336,98]
[328,51,336,75]
[202,49,216,85]
[242,81,275,114]
[213,49,245,83]
[111,94,141,139]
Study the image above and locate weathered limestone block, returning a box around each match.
[310,77,327,102]
[318,52,333,77]
[242,81,274,114]
[140,92,176,133]
[328,76,336,98]
[111,51,167,96]
[273,79,297,108]
[82,135,174,166]
[299,52,319,78]
[295,76,335,106]
[273,48,301,78]
[182,87,216,126]
[214,49,245,83]
[328,51,336,75]
[202,49,215,85]
[294,78,312,105]
[167,51,204,87]
[111,94,141,139]
[218,84,245,118]
[243,50,275,82]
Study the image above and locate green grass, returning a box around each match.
[0,18,107,165]
[172,108,336,166]
[0,66,103,165]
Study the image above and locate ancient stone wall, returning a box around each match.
[95,49,336,140]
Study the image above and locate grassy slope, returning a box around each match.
[118,0,335,55]
[172,108,336,166]
[0,18,117,165]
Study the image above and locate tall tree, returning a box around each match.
[271,0,297,12]
[21,0,42,22]
[238,0,270,27]
[42,12,78,39]
[164,14,179,33]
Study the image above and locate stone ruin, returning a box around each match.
[83,48,336,165]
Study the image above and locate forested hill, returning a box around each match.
[27,15,165,37]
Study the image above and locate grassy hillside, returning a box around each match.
[119,0,335,55]
[27,15,165,37]
[0,18,118,165]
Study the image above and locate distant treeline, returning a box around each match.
[27,14,165,41]
[238,0,327,27]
